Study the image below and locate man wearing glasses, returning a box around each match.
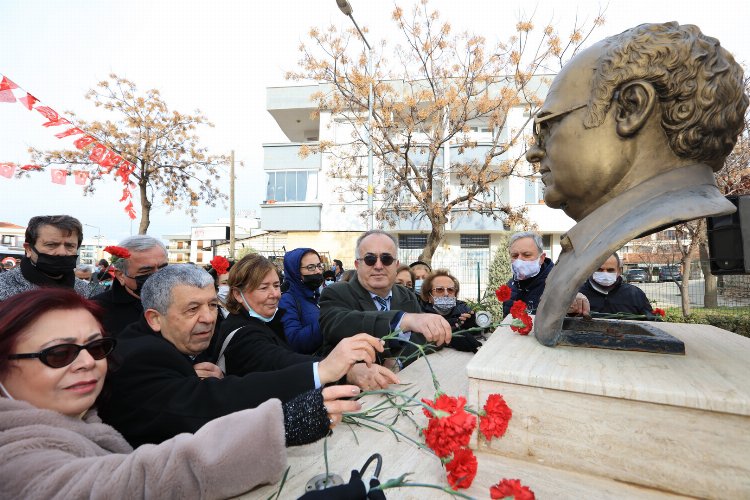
[319,230,452,365]
[528,22,746,346]
[92,235,168,337]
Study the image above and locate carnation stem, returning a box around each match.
[373,480,477,499]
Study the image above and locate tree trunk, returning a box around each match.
[418,217,446,266]
[138,177,151,235]
[680,256,692,317]
[699,239,718,308]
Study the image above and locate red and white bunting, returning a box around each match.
[0,162,16,178]
[50,168,67,185]
[73,170,90,185]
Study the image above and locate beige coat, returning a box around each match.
[0,397,286,499]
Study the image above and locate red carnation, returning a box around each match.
[495,284,512,303]
[479,393,513,441]
[421,395,476,458]
[510,313,533,335]
[103,245,131,260]
[490,478,536,500]
[509,300,528,318]
[210,255,230,275]
[445,448,478,490]
[653,308,666,317]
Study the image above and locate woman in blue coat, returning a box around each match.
[279,247,325,354]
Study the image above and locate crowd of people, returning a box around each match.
[0,214,657,498]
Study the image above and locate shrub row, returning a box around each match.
[664,307,750,338]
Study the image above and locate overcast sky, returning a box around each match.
[1,0,748,242]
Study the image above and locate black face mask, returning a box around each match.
[30,246,78,277]
[302,273,324,290]
[129,273,153,297]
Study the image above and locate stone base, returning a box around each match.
[466,318,750,499]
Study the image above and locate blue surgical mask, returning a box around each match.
[324,279,335,286]
[239,291,277,323]
[414,279,424,294]
[217,285,230,303]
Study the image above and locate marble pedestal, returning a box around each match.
[466,318,750,499]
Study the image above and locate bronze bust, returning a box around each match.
[528,22,749,347]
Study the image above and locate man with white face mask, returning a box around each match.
[502,231,590,317]
[579,253,654,316]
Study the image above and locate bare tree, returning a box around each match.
[26,74,227,234]
[288,1,604,264]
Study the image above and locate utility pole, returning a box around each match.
[229,150,236,259]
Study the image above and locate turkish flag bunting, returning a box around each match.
[88,143,107,164]
[35,106,70,127]
[116,160,136,183]
[0,162,16,178]
[73,135,96,149]
[125,200,137,220]
[0,89,15,103]
[73,170,90,185]
[119,186,133,202]
[51,168,67,185]
[18,93,38,110]
[20,164,42,171]
[54,127,84,139]
[98,150,122,169]
[0,76,18,91]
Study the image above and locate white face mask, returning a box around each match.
[239,290,277,323]
[414,279,424,294]
[592,272,618,287]
[0,381,14,400]
[512,258,541,281]
[217,285,230,303]
[432,295,457,314]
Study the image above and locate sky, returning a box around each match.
[1,0,748,242]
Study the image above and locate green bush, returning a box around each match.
[470,233,511,322]
[663,307,750,338]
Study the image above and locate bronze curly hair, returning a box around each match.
[584,22,748,171]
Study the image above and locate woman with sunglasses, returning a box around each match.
[419,270,482,353]
[0,288,362,498]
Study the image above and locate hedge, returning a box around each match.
[663,307,750,338]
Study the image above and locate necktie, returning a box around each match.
[374,296,389,311]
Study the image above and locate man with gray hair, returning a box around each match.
[99,264,368,447]
[501,231,589,317]
[92,234,168,337]
[320,229,455,366]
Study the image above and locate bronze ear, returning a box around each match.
[614,80,658,138]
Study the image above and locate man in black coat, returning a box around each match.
[579,253,654,317]
[99,264,377,447]
[319,230,452,362]
[92,235,168,337]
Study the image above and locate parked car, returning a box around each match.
[625,268,649,283]
[658,266,682,282]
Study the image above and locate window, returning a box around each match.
[197,252,203,263]
[525,177,545,204]
[460,234,490,248]
[542,235,552,255]
[1,235,13,245]
[399,234,427,249]
[266,171,318,202]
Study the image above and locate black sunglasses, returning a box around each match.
[8,338,117,369]
[358,253,395,267]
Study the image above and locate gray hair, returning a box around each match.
[76,264,93,272]
[509,231,544,255]
[141,264,214,314]
[113,235,168,273]
[355,230,399,259]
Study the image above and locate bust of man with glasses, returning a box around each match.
[319,230,452,364]
[92,235,168,338]
[529,22,747,346]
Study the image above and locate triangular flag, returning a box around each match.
[20,164,42,171]
[0,76,18,91]
[73,170,90,185]
[0,89,15,103]
[119,186,133,202]
[54,127,84,139]
[98,150,122,169]
[0,162,16,178]
[35,106,70,127]
[124,200,137,220]
[88,143,107,164]
[18,93,38,110]
[51,168,67,185]
[115,160,136,183]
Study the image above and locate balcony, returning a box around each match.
[261,202,322,231]
[263,143,320,171]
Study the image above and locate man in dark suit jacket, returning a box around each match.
[319,230,452,362]
[99,264,374,447]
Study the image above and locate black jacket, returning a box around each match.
[217,310,321,376]
[579,278,654,316]
[98,317,315,447]
[420,300,477,332]
[91,279,143,337]
[503,258,554,316]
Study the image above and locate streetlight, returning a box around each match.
[336,0,375,229]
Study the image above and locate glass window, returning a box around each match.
[265,171,317,202]
[399,234,427,249]
[460,234,490,248]
[525,177,545,204]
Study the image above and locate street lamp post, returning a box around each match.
[336,0,375,230]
